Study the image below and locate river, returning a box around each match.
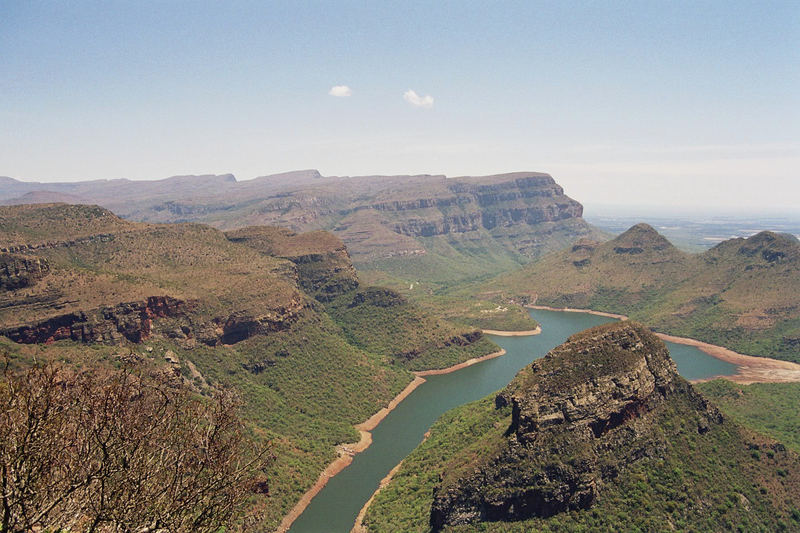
[287,308,737,532]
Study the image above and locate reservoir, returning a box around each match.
[288,308,737,532]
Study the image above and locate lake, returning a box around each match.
[288,308,737,532]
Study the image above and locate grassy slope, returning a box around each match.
[698,380,800,454]
[484,225,800,361]
[357,273,540,334]
[0,203,139,247]
[0,204,500,530]
[356,218,605,289]
[365,390,800,533]
[324,288,499,371]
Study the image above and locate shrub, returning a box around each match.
[0,361,271,532]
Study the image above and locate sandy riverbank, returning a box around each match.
[275,430,372,533]
[655,333,800,384]
[527,304,800,385]
[526,304,629,320]
[275,376,425,533]
[351,428,433,533]
[414,349,506,376]
[276,348,508,532]
[482,326,542,336]
[351,455,406,533]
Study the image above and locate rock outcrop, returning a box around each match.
[3,292,307,347]
[0,253,50,290]
[429,322,722,530]
[2,296,188,344]
[225,226,359,301]
[198,294,307,346]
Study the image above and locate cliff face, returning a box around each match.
[430,322,722,529]
[0,172,601,282]
[0,253,50,290]
[225,226,359,301]
[3,296,188,344]
[374,174,584,238]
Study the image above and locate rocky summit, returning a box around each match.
[429,322,721,529]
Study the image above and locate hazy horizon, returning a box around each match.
[2,1,798,212]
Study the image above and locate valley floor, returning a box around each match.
[278,343,520,531]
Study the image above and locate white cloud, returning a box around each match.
[328,85,352,97]
[403,89,434,108]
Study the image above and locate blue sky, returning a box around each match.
[1,1,798,212]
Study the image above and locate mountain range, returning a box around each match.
[0,171,603,285]
[2,173,799,531]
[483,223,800,361]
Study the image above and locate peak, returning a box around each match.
[521,321,677,395]
[744,230,799,247]
[734,230,799,263]
[609,223,675,253]
[623,222,659,235]
[430,321,719,530]
[706,230,799,264]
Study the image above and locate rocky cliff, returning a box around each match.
[0,253,50,290]
[2,296,188,344]
[429,322,722,529]
[0,172,602,282]
[225,226,360,301]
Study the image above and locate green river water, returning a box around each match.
[288,309,737,532]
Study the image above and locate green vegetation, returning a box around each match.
[412,295,538,332]
[364,324,800,533]
[698,380,800,453]
[357,271,539,334]
[364,396,506,532]
[355,217,604,291]
[484,224,800,361]
[324,288,500,371]
[0,204,500,529]
[366,394,800,532]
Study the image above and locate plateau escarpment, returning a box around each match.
[223,225,496,370]
[486,224,800,361]
[363,322,800,532]
[2,295,187,344]
[0,203,500,529]
[0,172,603,284]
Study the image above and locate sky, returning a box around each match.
[1,1,798,214]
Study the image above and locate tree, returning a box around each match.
[0,361,271,532]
